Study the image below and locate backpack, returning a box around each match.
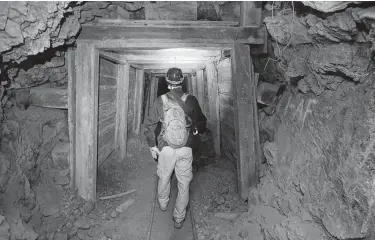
[160,92,191,149]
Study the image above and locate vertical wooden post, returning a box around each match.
[75,42,99,201]
[148,73,158,112]
[133,69,145,134]
[187,73,194,95]
[231,43,258,199]
[115,58,130,160]
[191,73,198,97]
[206,62,221,158]
[253,73,261,186]
[67,48,76,189]
[196,69,205,109]
[240,1,262,27]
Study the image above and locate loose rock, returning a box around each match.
[77,229,89,240]
[116,199,135,213]
[213,212,239,221]
[67,227,78,238]
[74,218,90,230]
[88,226,101,237]
[83,201,95,214]
[214,193,225,205]
[42,206,60,217]
[111,211,118,218]
[54,175,70,185]
[54,232,67,240]
[104,229,114,238]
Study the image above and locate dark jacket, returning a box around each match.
[144,88,207,150]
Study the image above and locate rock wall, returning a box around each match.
[234,2,375,240]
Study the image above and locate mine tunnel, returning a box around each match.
[0,1,375,240]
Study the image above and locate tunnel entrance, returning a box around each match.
[70,20,264,201]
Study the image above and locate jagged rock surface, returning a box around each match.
[302,1,360,13]
[0,2,80,63]
[264,9,374,45]
[256,80,375,239]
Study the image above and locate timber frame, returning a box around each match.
[70,18,264,201]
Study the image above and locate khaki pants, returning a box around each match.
[156,146,193,223]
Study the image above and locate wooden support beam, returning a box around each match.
[78,25,265,45]
[142,62,204,70]
[240,2,262,27]
[150,69,195,74]
[130,63,144,70]
[231,43,258,199]
[196,69,205,110]
[206,62,221,159]
[96,19,240,27]
[133,69,145,135]
[75,42,99,201]
[15,88,31,110]
[30,87,68,109]
[253,73,262,186]
[78,40,235,50]
[148,74,157,109]
[115,59,130,160]
[67,48,76,189]
[99,51,126,64]
[187,74,194,95]
[128,59,207,64]
[191,74,198,97]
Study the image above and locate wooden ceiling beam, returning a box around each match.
[150,68,196,74]
[95,19,240,27]
[77,40,235,50]
[78,25,265,45]
[141,62,202,70]
[127,59,207,64]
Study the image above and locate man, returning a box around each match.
[144,67,207,229]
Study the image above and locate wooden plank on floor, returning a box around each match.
[115,59,130,160]
[206,62,221,158]
[231,43,257,199]
[75,42,99,201]
[133,69,145,135]
[67,47,76,189]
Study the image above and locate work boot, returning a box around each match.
[159,202,167,211]
[159,204,167,211]
[173,218,184,229]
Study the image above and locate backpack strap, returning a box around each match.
[166,92,188,112]
[164,92,192,128]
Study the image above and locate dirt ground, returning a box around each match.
[26,133,242,240]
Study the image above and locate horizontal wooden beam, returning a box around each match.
[99,51,126,64]
[78,40,235,50]
[30,87,68,109]
[129,63,144,70]
[150,68,196,74]
[95,19,240,27]
[142,62,202,70]
[127,59,207,64]
[78,25,265,45]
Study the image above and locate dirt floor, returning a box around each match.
[27,133,243,240]
[191,157,248,240]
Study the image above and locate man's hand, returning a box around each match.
[150,146,161,159]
